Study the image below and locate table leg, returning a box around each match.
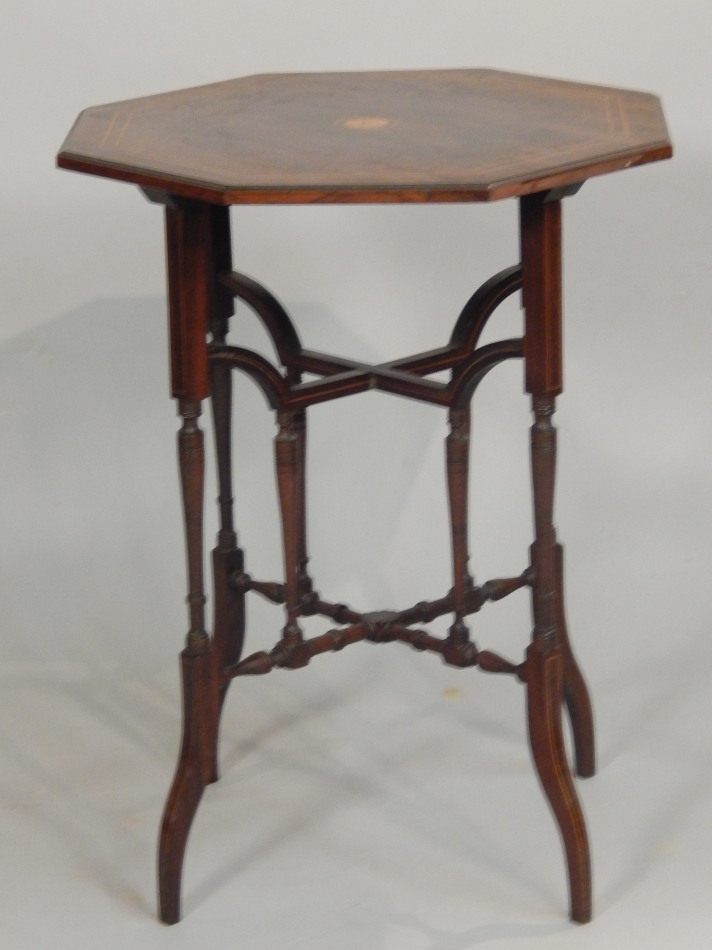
[159,399,218,924]
[521,192,592,923]
[527,396,591,923]
[155,199,222,924]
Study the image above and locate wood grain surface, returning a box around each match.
[58,69,671,204]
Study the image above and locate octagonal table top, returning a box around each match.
[57,68,672,205]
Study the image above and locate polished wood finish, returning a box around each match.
[526,641,591,922]
[520,194,593,920]
[158,642,217,925]
[163,201,212,401]
[157,203,239,923]
[57,68,673,929]
[521,193,564,396]
[58,69,671,204]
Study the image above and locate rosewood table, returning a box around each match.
[57,69,672,926]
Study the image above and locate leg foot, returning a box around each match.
[158,644,218,924]
[526,642,592,924]
[554,544,595,778]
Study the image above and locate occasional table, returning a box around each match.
[57,69,672,925]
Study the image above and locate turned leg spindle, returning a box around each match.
[178,400,210,653]
[275,411,305,650]
[445,406,476,657]
[293,409,313,599]
[210,351,245,657]
[210,320,246,677]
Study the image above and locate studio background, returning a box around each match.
[1,3,710,948]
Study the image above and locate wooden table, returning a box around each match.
[58,68,672,926]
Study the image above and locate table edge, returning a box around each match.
[56,141,673,206]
